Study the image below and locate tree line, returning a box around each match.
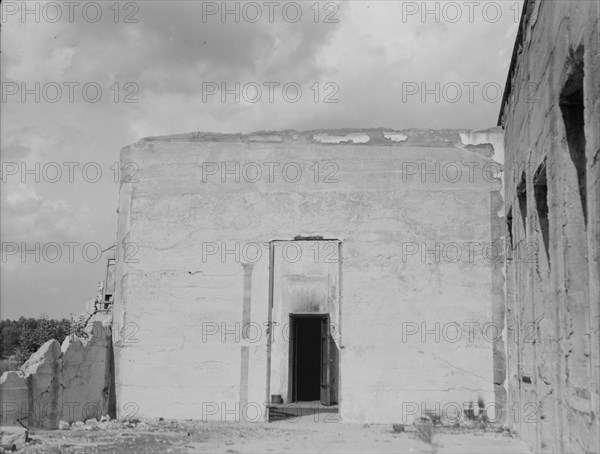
[1,315,71,364]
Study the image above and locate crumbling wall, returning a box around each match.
[500,0,600,452]
[0,316,114,429]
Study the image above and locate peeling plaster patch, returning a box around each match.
[248,135,283,142]
[460,127,505,165]
[313,133,370,144]
[465,143,495,158]
[383,132,408,142]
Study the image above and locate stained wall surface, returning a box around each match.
[499,0,600,452]
[113,128,505,424]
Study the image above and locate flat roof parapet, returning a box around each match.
[139,127,502,148]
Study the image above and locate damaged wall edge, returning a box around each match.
[0,315,115,429]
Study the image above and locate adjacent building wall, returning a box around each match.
[499,0,600,452]
[113,128,505,424]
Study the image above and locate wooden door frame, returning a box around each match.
[287,313,330,404]
[265,239,342,421]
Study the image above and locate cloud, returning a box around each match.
[1,181,95,241]
[2,1,344,96]
[0,0,522,317]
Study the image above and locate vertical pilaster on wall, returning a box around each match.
[113,143,136,421]
[264,243,275,422]
[516,169,528,440]
[460,127,507,424]
[239,263,254,410]
[490,144,507,424]
[505,206,517,431]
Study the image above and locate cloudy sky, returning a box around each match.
[1,0,522,319]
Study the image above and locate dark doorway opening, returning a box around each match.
[288,314,338,405]
[290,316,322,402]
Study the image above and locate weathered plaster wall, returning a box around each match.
[0,316,113,429]
[500,1,600,452]
[113,128,504,424]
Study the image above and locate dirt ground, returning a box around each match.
[14,416,532,454]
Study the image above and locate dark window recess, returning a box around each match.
[559,45,587,226]
[507,208,514,260]
[534,161,550,265]
[517,173,527,232]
